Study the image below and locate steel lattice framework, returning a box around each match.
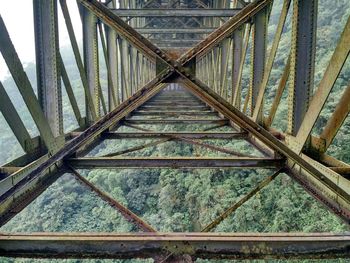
[0,0,350,260]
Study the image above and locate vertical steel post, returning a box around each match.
[82,6,100,122]
[117,36,125,102]
[231,0,244,107]
[220,39,229,97]
[106,0,119,110]
[249,7,268,117]
[206,54,210,86]
[287,0,318,135]
[118,37,128,101]
[135,51,140,90]
[231,27,243,106]
[129,45,134,95]
[33,0,63,137]
[124,42,131,98]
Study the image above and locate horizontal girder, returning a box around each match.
[151,39,201,45]
[123,119,228,124]
[110,8,241,17]
[101,132,248,139]
[67,157,285,169]
[1,232,349,259]
[135,28,216,34]
[130,110,216,116]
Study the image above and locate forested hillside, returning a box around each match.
[0,0,350,262]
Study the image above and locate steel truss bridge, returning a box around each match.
[0,0,349,261]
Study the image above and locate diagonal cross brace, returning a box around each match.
[201,168,284,232]
[68,166,156,232]
[114,122,257,158]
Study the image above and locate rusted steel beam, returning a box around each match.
[101,138,171,157]
[67,157,285,169]
[145,101,204,106]
[287,0,318,135]
[144,104,205,108]
[231,30,242,101]
[131,111,216,116]
[249,6,268,118]
[33,0,63,137]
[134,28,216,34]
[110,8,241,17]
[68,167,156,232]
[123,119,228,125]
[139,105,209,110]
[1,232,349,259]
[150,96,196,100]
[154,95,194,99]
[149,98,199,102]
[102,132,248,140]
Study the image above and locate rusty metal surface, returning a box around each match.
[110,8,241,17]
[1,232,350,259]
[123,119,228,125]
[102,132,248,139]
[67,157,284,169]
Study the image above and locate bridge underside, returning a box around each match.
[0,0,349,260]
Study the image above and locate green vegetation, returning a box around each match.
[0,0,349,262]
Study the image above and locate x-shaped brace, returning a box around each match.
[78,0,272,82]
[78,0,350,221]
